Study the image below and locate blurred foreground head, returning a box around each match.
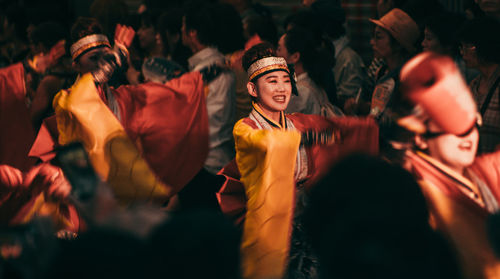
[304,154,461,279]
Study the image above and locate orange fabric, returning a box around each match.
[407,151,500,279]
[0,63,37,171]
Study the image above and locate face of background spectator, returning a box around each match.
[370,26,393,60]
[422,28,444,54]
[181,16,194,51]
[137,23,157,50]
[276,34,294,64]
[477,0,500,16]
[459,42,479,68]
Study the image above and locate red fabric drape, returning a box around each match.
[0,63,36,171]
[217,114,379,224]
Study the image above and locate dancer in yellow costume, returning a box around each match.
[219,43,379,279]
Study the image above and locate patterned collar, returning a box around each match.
[250,102,287,130]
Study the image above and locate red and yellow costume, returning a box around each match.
[30,72,209,206]
[218,103,379,279]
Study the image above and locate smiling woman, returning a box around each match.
[217,42,379,279]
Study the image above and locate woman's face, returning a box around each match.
[276,34,293,64]
[422,28,444,54]
[371,26,393,60]
[73,47,109,74]
[249,70,292,114]
[459,42,479,68]
[477,0,500,16]
[423,120,479,173]
[137,23,157,50]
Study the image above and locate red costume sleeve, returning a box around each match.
[288,114,379,189]
[0,63,36,171]
[113,71,209,193]
[470,150,500,203]
[28,116,59,162]
[217,115,379,224]
[0,164,81,232]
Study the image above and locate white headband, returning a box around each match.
[70,34,111,60]
[247,56,289,81]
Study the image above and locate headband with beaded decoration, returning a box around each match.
[70,34,111,61]
[247,56,289,81]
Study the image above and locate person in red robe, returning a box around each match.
[0,37,66,172]
[397,52,500,279]
[29,18,214,207]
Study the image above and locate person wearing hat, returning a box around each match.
[368,8,419,120]
[216,42,378,279]
[397,52,500,279]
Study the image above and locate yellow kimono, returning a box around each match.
[232,104,379,279]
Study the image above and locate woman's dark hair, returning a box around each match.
[283,27,336,102]
[283,9,324,46]
[70,17,104,44]
[212,3,245,54]
[242,42,277,73]
[156,8,192,69]
[425,12,465,58]
[304,154,460,279]
[89,0,129,39]
[30,21,68,51]
[458,17,500,64]
[310,1,347,40]
[244,14,278,46]
[183,0,218,47]
[463,0,485,19]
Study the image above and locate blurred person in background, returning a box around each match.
[277,27,341,117]
[458,17,500,154]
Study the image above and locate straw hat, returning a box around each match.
[370,8,420,54]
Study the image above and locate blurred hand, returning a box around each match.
[31,40,66,73]
[114,24,135,49]
[24,164,71,201]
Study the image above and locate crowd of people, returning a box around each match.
[1,0,500,278]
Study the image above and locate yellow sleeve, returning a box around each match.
[234,120,301,279]
[54,74,172,205]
